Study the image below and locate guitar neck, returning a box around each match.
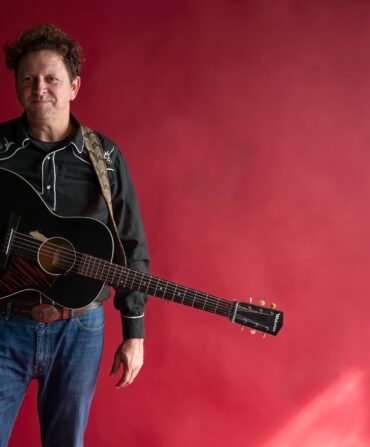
[7,232,282,335]
[78,254,234,318]
[1,167,283,336]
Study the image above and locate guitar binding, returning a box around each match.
[0,213,21,272]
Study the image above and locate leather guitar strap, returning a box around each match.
[81,126,127,267]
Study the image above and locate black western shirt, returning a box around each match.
[0,115,150,339]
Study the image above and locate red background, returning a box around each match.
[1,1,370,446]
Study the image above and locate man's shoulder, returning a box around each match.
[0,117,22,152]
[83,126,116,149]
[82,125,126,166]
[0,117,21,136]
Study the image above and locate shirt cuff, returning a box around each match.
[121,312,145,339]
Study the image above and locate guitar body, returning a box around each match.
[0,168,114,308]
[0,169,284,335]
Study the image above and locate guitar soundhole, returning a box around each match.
[38,237,76,275]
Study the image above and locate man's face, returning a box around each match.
[16,49,80,123]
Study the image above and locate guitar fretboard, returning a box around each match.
[78,254,234,318]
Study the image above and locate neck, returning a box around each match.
[25,114,74,142]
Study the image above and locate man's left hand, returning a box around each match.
[110,338,144,388]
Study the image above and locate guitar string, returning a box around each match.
[9,232,251,318]
[14,236,235,319]
[11,231,273,320]
[11,233,276,329]
[11,232,277,328]
[10,233,275,327]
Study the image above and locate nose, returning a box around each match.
[32,77,47,94]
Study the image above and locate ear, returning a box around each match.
[70,76,81,101]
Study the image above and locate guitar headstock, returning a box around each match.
[232,298,283,336]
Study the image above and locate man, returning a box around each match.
[0,24,149,446]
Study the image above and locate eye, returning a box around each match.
[46,76,59,83]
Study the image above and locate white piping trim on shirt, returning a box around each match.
[0,137,15,154]
[41,146,68,209]
[0,139,30,161]
[70,140,84,154]
[72,146,92,165]
[121,313,145,319]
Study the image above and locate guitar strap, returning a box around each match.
[81,126,127,267]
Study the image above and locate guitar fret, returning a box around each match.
[96,258,106,281]
[129,271,137,289]
[137,273,144,291]
[213,299,219,314]
[192,291,198,308]
[122,269,129,287]
[144,276,152,294]
[79,254,90,277]
[162,281,169,298]
[94,257,101,280]
[105,261,112,282]
[198,295,207,309]
[202,295,208,310]
[112,263,119,286]
[194,292,206,310]
[151,277,159,296]
[87,255,94,278]
[155,280,167,297]
[171,285,178,301]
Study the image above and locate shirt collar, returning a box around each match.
[17,114,85,153]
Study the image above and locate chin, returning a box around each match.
[27,110,54,121]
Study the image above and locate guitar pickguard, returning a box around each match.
[0,254,56,294]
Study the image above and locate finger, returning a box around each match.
[115,361,142,388]
[115,351,131,387]
[115,365,133,388]
[110,351,121,376]
[115,372,130,388]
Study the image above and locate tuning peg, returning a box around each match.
[258,299,266,306]
[262,333,267,339]
[249,297,253,303]
[270,303,277,309]
[250,329,257,335]
[240,326,245,332]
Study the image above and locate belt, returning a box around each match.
[0,301,102,324]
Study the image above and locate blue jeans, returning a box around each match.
[0,304,104,447]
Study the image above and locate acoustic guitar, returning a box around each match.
[0,168,283,336]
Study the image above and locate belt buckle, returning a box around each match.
[31,304,60,323]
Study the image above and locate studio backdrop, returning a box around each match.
[1,1,370,446]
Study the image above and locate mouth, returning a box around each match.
[30,100,53,108]
[31,97,53,103]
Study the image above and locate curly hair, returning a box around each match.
[4,24,84,80]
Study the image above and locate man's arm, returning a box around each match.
[106,143,150,387]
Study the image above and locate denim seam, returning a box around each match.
[75,318,105,332]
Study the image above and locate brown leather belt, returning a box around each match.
[0,301,102,324]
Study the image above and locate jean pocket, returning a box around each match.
[75,305,104,332]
